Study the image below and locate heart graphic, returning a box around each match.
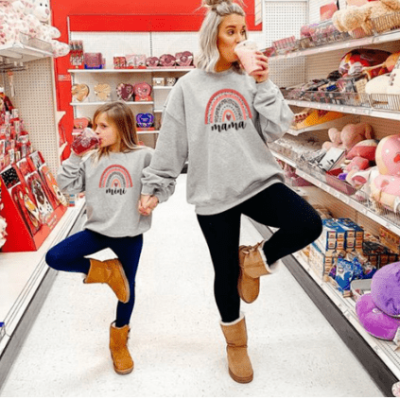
[394,152,400,163]
[136,113,154,128]
[226,115,231,121]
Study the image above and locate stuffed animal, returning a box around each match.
[333,0,400,38]
[0,0,20,46]
[370,133,400,213]
[322,122,374,152]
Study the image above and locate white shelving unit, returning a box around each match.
[0,42,53,64]
[69,68,193,148]
[263,2,400,395]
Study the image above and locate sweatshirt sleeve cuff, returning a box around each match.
[68,152,83,164]
[256,79,275,90]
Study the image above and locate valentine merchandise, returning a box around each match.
[116,83,134,101]
[71,128,99,156]
[125,55,136,68]
[234,40,262,75]
[338,49,391,77]
[134,55,147,68]
[146,57,160,68]
[26,172,54,224]
[134,82,152,101]
[73,117,91,131]
[273,36,297,54]
[84,53,103,69]
[11,182,41,235]
[38,164,68,208]
[371,262,400,318]
[153,77,165,86]
[71,84,90,102]
[136,113,154,130]
[94,83,111,101]
[320,2,338,21]
[375,134,400,176]
[113,55,127,69]
[0,214,6,249]
[175,51,194,67]
[166,77,177,86]
[159,54,176,67]
[356,293,400,340]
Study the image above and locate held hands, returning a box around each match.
[138,194,159,216]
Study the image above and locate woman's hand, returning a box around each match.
[249,52,269,83]
[138,194,159,216]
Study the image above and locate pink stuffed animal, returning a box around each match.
[322,122,374,152]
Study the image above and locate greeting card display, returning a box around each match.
[134,82,152,102]
[0,151,67,252]
[117,83,135,101]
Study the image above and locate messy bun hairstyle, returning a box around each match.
[196,0,246,73]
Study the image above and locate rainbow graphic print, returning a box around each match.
[99,164,133,195]
[205,89,252,132]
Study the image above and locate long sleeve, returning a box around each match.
[254,79,294,143]
[141,87,188,203]
[56,152,86,194]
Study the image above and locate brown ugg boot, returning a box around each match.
[238,241,278,303]
[84,259,130,303]
[109,323,134,375]
[220,314,253,384]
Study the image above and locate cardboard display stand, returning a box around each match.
[0,151,67,252]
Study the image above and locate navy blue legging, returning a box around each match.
[45,229,143,327]
[197,183,323,323]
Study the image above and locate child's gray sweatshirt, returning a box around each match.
[57,148,170,237]
[142,68,294,215]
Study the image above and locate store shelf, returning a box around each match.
[268,30,400,61]
[68,68,195,73]
[270,149,296,168]
[286,99,400,121]
[295,168,400,237]
[70,101,154,106]
[153,86,174,90]
[137,130,159,134]
[0,199,85,357]
[287,115,357,136]
[0,42,53,63]
[291,250,400,383]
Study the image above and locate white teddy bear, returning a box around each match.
[0,0,20,46]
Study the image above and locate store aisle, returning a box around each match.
[1,175,383,397]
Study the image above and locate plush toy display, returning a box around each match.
[371,261,400,317]
[10,0,69,58]
[356,262,400,341]
[333,0,400,38]
[322,122,374,151]
[346,138,379,161]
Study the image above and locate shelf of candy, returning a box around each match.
[0,150,68,252]
[69,41,105,70]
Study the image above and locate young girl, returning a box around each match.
[139,0,322,384]
[46,101,173,375]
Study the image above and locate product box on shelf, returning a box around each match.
[379,225,400,255]
[309,241,345,278]
[316,219,347,252]
[0,151,67,252]
[336,218,364,251]
[362,240,399,268]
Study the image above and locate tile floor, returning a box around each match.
[0,175,383,396]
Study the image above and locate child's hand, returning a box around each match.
[138,194,159,216]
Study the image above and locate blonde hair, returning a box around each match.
[196,0,246,73]
[92,101,140,159]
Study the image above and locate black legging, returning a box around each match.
[197,183,322,323]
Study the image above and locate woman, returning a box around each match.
[139,0,322,384]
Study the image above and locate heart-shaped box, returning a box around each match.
[94,83,111,101]
[71,84,89,102]
[136,113,154,129]
[175,51,194,67]
[116,83,135,101]
[134,82,152,101]
[159,54,176,67]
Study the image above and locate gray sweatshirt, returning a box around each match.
[57,148,168,237]
[142,68,294,215]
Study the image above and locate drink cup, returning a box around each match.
[71,128,99,155]
[234,40,262,75]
